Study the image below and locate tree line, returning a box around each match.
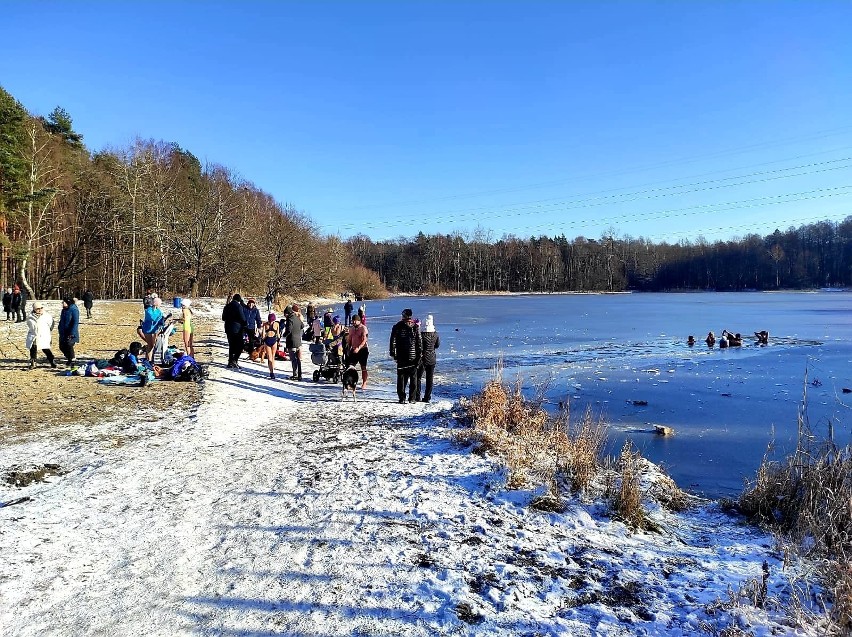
[346,218,852,293]
[0,85,386,302]
[3,84,849,300]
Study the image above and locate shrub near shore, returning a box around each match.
[459,367,688,525]
[736,403,852,633]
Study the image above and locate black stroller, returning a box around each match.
[310,341,343,382]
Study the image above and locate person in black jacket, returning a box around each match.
[284,304,304,380]
[416,314,440,402]
[11,285,23,322]
[344,299,353,326]
[2,287,11,321]
[389,308,421,404]
[57,297,80,366]
[82,289,94,319]
[222,294,248,368]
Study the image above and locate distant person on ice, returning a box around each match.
[390,308,421,404]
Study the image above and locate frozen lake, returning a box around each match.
[361,291,852,498]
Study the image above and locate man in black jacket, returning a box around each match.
[389,308,421,404]
[222,294,248,368]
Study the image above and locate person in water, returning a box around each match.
[705,331,715,347]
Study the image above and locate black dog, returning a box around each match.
[341,366,359,401]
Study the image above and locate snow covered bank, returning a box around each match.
[0,329,815,636]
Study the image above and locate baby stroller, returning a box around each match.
[310,341,343,382]
[149,314,176,365]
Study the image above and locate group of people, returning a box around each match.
[139,288,195,361]
[23,297,80,369]
[222,294,308,380]
[221,297,441,402]
[2,285,27,322]
[688,329,769,348]
[390,308,440,404]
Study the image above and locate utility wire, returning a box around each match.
[512,187,852,238]
[335,165,852,232]
[329,124,852,213]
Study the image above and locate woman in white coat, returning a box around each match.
[26,302,57,368]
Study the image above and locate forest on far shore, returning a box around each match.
[2,84,850,300]
[347,218,852,294]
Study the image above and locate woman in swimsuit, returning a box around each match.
[262,313,280,379]
[181,299,195,357]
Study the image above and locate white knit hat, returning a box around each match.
[424,314,435,332]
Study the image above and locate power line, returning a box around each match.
[512,187,852,238]
[334,162,852,232]
[328,125,852,213]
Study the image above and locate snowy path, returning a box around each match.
[0,335,809,636]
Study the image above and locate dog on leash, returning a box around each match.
[341,366,359,401]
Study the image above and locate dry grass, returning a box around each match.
[461,368,689,530]
[737,380,852,633]
[461,368,559,490]
[607,441,647,530]
[562,406,608,493]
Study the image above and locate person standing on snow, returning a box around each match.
[222,294,248,368]
[416,314,440,403]
[284,304,304,380]
[347,313,369,389]
[389,308,421,404]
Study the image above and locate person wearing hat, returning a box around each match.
[416,314,440,402]
[284,303,304,380]
[25,302,57,368]
[140,296,165,357]
[328,315,344,359]
[261,312,280,379]
[389,308,421,403]
[245,298,263,338]
[347,313,369,389]
[57,297,80,366]
[181,298,195,357]
[11,285,23,322]
[222,293,248,368]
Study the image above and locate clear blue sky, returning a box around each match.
[2,1,851,243]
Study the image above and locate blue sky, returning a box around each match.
[2,1,851,243]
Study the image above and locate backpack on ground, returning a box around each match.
[170,354,205,382]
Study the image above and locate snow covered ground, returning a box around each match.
[0,319,816,636]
